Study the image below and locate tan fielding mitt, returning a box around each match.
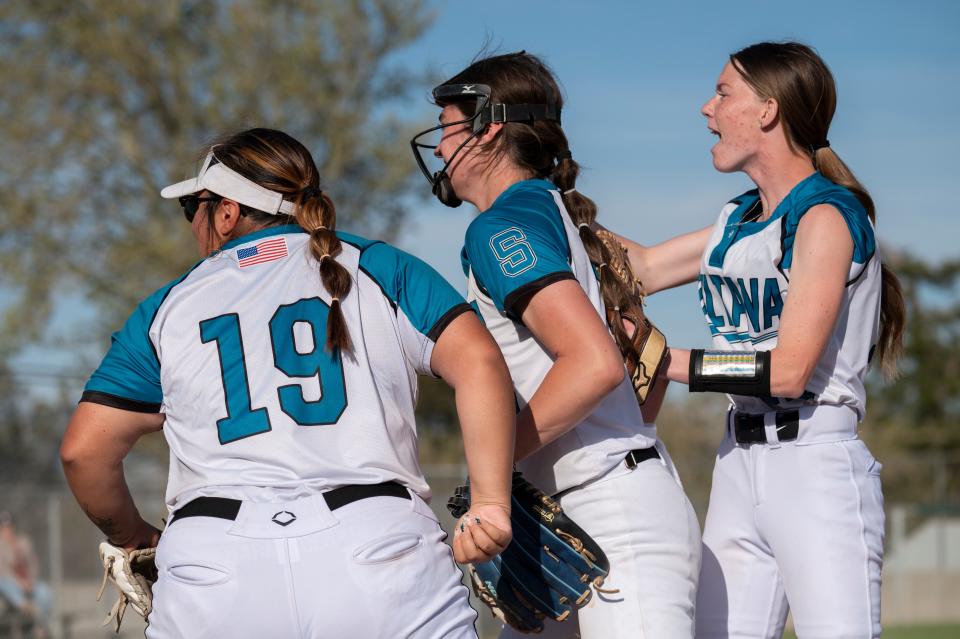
[595,229,667,405]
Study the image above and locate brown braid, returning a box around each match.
[202,128,353,353]
[296,191,353,353]
[552,156,642,368]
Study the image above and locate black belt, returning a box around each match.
[554,446,662,501]
[732,410,800,444]
[169,481,410,525]
[624,446,660,469]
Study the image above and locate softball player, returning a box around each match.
[610,42,905,638]
[60,128,516,639]
[411,52,701,638]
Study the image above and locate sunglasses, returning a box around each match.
[178,195,222,223]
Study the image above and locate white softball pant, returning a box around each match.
[500,441,702,639]
[145,489,477,639]
[696,408,884,638]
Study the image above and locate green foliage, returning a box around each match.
[0,363,73,483]
[0,0,434,354]
[414,376,465,464]
[861,253,960,505]
[867,255,960,430]
[655,392,728,520]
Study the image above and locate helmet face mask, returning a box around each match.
[409,84,493,208]
[409,82,562,208]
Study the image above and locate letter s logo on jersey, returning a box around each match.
[490,227,537,277]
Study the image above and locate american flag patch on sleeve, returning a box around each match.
[237,237,288,268]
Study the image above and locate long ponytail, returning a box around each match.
[814,148,904,376]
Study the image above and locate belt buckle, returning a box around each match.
[624,447,658,469]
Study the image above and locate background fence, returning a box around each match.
[1,453,959,639]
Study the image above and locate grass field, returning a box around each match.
[784,625,960,638]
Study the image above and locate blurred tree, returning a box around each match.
[415,376,468,465]
[0,0,433,356]
[656,392,728,521]
[0,364,72,483]
[867,255,960,432]
[862,254,960,505]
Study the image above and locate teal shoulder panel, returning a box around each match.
[358,241,469,339]
[83,260,205,410]
[780,173,875,269]
[463,180,573,316]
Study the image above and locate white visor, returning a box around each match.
[160,151,297,215]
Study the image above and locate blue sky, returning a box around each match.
[10,0,958,391]
[394,0,959,349]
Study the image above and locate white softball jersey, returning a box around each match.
[461,179,657,496]
[82,225,473,512]
[698,171,881,420]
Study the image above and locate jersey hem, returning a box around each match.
[427,303,474,342]
[80,390,161,413]
[503,271,577,321]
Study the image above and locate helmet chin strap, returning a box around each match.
[429,125,486,208]
[433,174,462,208]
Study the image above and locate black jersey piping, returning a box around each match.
[776,207,876,287]
[846,252,874,287]
[358,265,398,312]
[336,235,373,251]
[145,259,207,367]
[777,215,790,282]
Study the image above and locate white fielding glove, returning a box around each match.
[96,541,158,632]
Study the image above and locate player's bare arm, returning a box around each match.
[514,279,626,461]
[60,402,163,550]
[665,204,854,398]
[766,204,854,397]
[431,310,514,563]
[596,224,713,294]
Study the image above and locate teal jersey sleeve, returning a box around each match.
[463,181,574,319]
[83,290,167,412]
[82,265,202,412]
[358,240,472,373]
